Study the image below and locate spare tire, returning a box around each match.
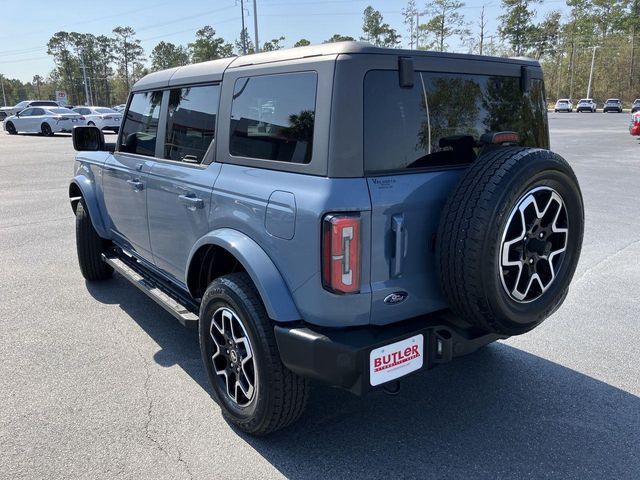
[436,147,584,335]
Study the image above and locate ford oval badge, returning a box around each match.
[384,292,408,305]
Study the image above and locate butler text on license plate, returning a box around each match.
[369,334,424,386]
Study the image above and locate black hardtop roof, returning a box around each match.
[133,41,540,91]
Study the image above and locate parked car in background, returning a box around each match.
[112,104,126,112]
[576,98,597,112]
[630,111,640,136]
[603,98,623,113]
[554,98,573,112]
[631,99,640,113]
[0,100,60,120]
[4,107,85,135]
[72,106,122,133]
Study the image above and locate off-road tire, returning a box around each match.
[199,273,308,435]
[436,147,584,335]
[75,201,113,281]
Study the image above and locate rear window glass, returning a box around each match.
[32,101,58,106]
[164,84,220,164]
[95,108,116,114]
[364,70,547,174]
[50,108,74,114]
[229,72,317,164]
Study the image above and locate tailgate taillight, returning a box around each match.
[322,214,361,294]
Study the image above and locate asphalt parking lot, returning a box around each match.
[1,113,639,479]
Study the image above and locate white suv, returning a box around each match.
[576,98,597,113]
[554,99,573,112]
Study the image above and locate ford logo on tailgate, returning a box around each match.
[384,292,408,305]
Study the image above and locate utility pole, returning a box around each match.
[586,45,599,99]
[0,74,6,106]
[478,5,486,55]
[239,0,247,54]
[80,53,91,106]
[253,0,260,53]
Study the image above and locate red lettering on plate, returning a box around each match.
[372,344,421,373]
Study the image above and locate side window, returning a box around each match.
[229,72,317,164]
[19,108,33,116]
[119,91,163,157]
[79,108,91,115]
[31,108,45,116]
[164,84,220,164]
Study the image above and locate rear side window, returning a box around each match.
[120,91,163,157]
[229,72,317,164]
[364,70,547,174]
[164,84,220,164]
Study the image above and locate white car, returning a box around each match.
[112,104,126,112]
[72,106,122,133]
[554,98,573,112]
[3,107,85,136]
[576,98,597,113]
[0,100,60,120]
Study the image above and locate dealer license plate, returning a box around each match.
[369,334,424,386]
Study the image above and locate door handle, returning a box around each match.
[126,179,144,191]
[391,214,405,278]
[179,194,204,210]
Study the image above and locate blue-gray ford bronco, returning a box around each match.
[70,42,584,435]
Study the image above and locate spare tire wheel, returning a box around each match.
[436,147,584,335]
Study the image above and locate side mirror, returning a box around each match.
[15,112,20,117]
[73,125,108,151]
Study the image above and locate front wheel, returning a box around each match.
[75,201,113,281]
[5,121,17,134]
[199,273,308,435]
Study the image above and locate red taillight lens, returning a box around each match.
[322,214,361,294]
[491,132,519,144]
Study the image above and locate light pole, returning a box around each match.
[415,11,428,50]
[586,46,599,99]
[0,74,6,106]
[253,0,259,53]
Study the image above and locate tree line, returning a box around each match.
[1,1,639,106]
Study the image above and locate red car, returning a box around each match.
[631,112,640,136]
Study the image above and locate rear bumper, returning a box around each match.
[274,312,506,395]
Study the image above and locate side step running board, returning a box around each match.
[102,253,199,328]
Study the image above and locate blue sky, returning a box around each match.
[0,0,568,82]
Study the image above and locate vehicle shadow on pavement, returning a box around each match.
[86,279,640,479]
[248,347,640,479]
[85,276,208,390]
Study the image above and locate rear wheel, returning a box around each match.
[41,123,53,136]
[5,121,16,134]
[199,273,308,436]
[437,147,584,335]
[88,121,95,126]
